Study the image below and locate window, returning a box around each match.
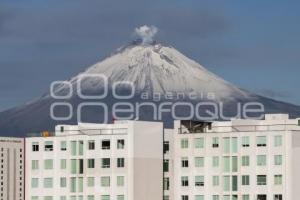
[87,177,94,187]
[223,176,230,191]
[44,178,53,188]
[181,195,188,200]
[181,138,189,149]
[195,176,204,186]
[257,155,267,166]
[223,137,230,153]
[71,141,77,156]
[117,139,125,149]
[257,175,267,185]
[44,197,53,200]
[212,156,219,167]
[101,196,110,200]
[223,157,230,172]
[232,176,238,191]
[195,138,204,148]
[182,157,189,168]
[31,178,38,188]
[195,195,204,200]
[274,135,282,147]
[212,176,219,186]
[242,136,250,147]
[257,195,267,200]
[71,159,77,174]
[242,156,250,166]
[60,159,67,169]
[274,194,282,200]
[70,177,76,192]
[163,159,169,172]
[242,195,250,200]
[163,177,169,190]
[257,136,267,147]
[117,195,124,200]
[32,142,39,152]
[44,141,53,151]
[231,137,238,153]
[102,158,110,168]
[274,155,282,165]
[60,177,66,187]
[87,196,94,200]
[44,159,53,170]
[101,176,110,187]
[181,176,189,186]
[163,141,169,154]
[32,160,39,170]
[117,158,125,168]
[88,140,95,150]
[212,137,219,148]
[195,157,204,167]
[79,141,84,156]
[60,141,67,151]
[88,159,95,168]
[78,177,83,192]
[213,195,219,200]
[31,196,38,200]
[274,175,282,185]
[117,176,124,186]
[232,157,238,172]
[102,140,110,150]
[242,175,250,185]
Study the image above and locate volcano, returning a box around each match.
[1,34,300,137]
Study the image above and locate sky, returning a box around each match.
[0,0,299,111]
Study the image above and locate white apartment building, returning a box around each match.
[0,137,24,200]
[25,121,163,200]
[163,114,300,200]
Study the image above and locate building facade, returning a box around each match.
[0,137,24,200]
[163,114,300,200]
[25,121,163,200]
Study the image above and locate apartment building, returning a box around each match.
[25,121,163,200]
[163,114,300,200]
[0,137,24,200]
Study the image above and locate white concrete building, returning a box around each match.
[0,137,24,200]
[25,121,163,200]
[163,114,300,200]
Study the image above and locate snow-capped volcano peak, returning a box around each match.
[69,41,247,100]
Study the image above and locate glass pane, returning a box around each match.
[223,176,230,191]
[223,138,230,153]
[223,157,230,172]
[79,141,84,156]
[71,141,77,156]
[231,137,238,153]
[232,157,238,172]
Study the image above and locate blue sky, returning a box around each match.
[0,0,299,111]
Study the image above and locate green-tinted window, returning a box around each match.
[60,159,67,169]
[195,176,204,186]
[195,195,204,200]
[71,159,77,174]
[78,177,83,192]
[212,156,219,167]
[223,157,230,172]
[274,175,282,185]
[223,196,230,200]
[44,197,53,200]
[274,135,282,147]
[257,175,267,185]
[101,195,110,200]
[213,195,219,200]
[223,138,230,153]
[274,155,282,165]
[43,178,53,188]
[117,176,124,186]
[242,136,250,147]
[32,160,39,170]
[257,155,267,166]
[242,195,250,200]
[231,137,238,153]
[181,138,189,149]
[87,196,94,200]
[212,176,219,186]
[117,195,124,200]
[60,177,66,187]
[232,157,238,172]
[31,178,38,188]
[257,136,267,147]
[31,196,38,200]
[101,176,110,187]
[44,159,53,170]
[79,141,84,156]
[223,176,230,191]
[241,156,250,166]
[242,175,250,185]
[70,177,76,192]
[195,157,204,167]
[60,196,66,200]
[212,137,219,148]
[71,141,77,156]
[60,141,67,151]
[195,138,204,148]
[87,177,94,187]
[88,159,95,168]
[232,176,238,191]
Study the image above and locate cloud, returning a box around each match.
[134,25,158,44]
